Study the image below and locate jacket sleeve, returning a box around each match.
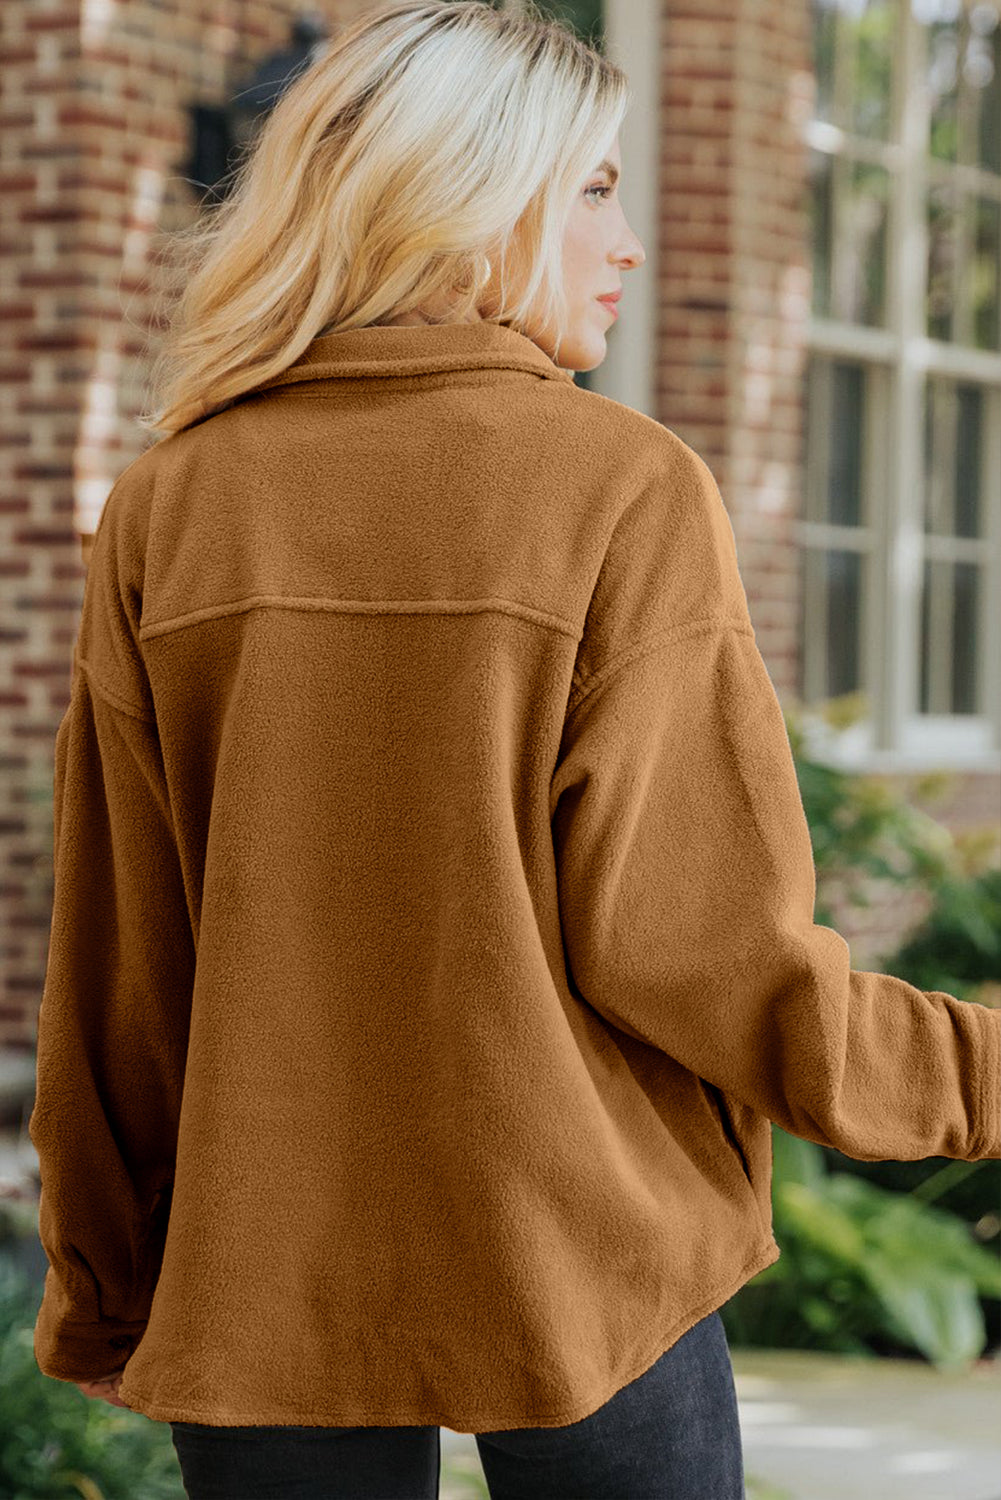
[29,475,195,1383]
[550,441,1001,1164]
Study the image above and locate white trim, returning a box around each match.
[590,0,659,417]
[800,710,1001,774]
[807,322,1001,382]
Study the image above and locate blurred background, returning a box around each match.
[0,1,998,1497]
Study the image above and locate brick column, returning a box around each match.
[0,0,364,1056]
[656,0,813,700]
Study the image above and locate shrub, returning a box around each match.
[0,1254,184,1500]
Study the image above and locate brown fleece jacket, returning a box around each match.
[29,320,1001,1431]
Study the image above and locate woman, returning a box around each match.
[29,2,1000,1498]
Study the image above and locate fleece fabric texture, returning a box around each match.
[30,320,1001,1432]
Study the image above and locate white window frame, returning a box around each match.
[800,0,1001,774]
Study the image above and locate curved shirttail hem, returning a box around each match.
[119,1234,781,1432]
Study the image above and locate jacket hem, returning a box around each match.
[118,1234,782,1431]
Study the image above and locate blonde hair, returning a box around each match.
[138,0,630,437]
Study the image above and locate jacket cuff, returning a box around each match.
[33,1303,148,1382]
[977,1005,1001,1160]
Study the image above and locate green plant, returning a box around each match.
[785,699,955,926]
[817,851,1001,1352]
[782,694,1001,933]
[722,1127,1001,1370]
[0,1258,185,1500]
[879,865,1001,1002]
[762,695,1001,1359]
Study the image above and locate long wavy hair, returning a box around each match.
[138,0,630,438]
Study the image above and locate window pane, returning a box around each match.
[850,0,895,139]
[923,376,950,533]
[926,178,959,340]
[924,376,985,538]
[812,0,839,122]
[811,0,895,138]
[826,549,863,697]
[925,9,962,162]
[919,376,987,717]
[808,149,835,317]
[971,3,1000,173]
[919,0,1001,167]
[971,193,1001,350]
[918,556,981,714]
[954,382,984,537]
[833,159,890,324]
[919,555,933,712]
[805,358,867,524]
[918,555,942,713]
[953,560,979,713]
[829,362,866,525]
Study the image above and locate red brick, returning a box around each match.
[11,530,78,546]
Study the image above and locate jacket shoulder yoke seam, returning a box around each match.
[138,594,580,644]
[567,616,755,719]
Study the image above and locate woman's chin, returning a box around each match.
[558,332,608,372]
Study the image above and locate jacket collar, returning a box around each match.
[251,319,577,394]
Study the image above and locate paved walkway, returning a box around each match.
[439,1346,1001,1500]
[730,1346,1000,1500]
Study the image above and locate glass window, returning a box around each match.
[808,149,891,325]
[804,0,1000,750]
[922,0,1000,171]
[920,0,1001,350]
[801,356,872,705]
[811,0,896,139]
[920,378,989,715]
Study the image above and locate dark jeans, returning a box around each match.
[169,1308,744,1499]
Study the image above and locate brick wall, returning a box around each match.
[0,0,366,1057]
[657,0,814,700]
[1,0,997,1067]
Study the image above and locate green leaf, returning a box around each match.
[828,1177,1001,1296]
[771,1127,827,1191]
[774,1182,866,1266]
[862,1262,985,1366]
